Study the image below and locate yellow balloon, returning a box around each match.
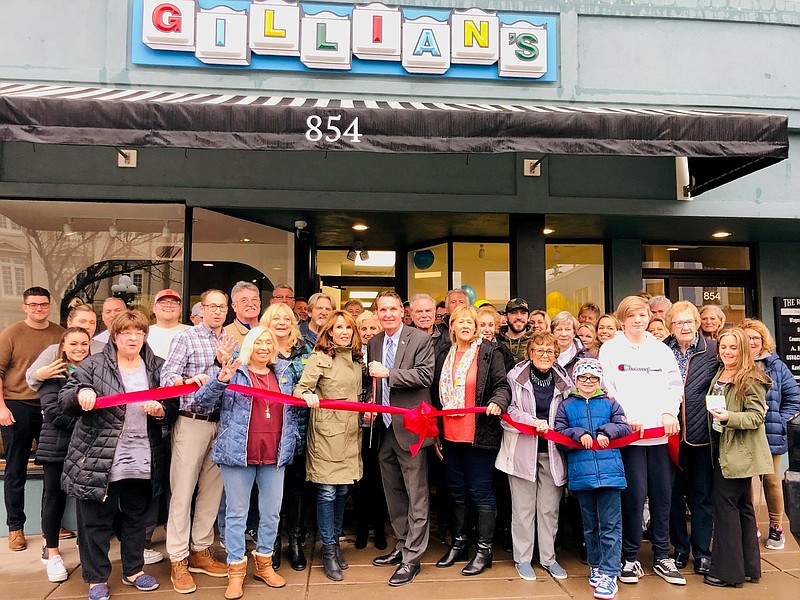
[547,307,560,318]
[546,291,566,311]
[435,296,446,305]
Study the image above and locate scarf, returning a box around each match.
[439,339,481,410]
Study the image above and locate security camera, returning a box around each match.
[294,220,308,230]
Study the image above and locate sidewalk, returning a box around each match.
[3,515,799,600]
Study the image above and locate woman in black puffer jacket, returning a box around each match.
[59,311,178,600]
[36,327,91,583]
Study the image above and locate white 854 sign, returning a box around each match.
[305,115,362,144]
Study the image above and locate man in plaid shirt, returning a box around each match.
[161,288,236,594]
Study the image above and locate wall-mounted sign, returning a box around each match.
[132,0,557,81]
[774,297,800,383]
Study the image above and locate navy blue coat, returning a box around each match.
[759,353,800,455]
[554,391,631,492]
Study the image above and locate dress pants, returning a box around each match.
[709,465,760,585]
[1,401,42,530]
[669,442,713,559]
[378,425,430,565]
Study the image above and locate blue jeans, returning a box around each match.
[442,440,497,507]
[317,484,348,546]
[576,488,622,577]
[219,464,285,563]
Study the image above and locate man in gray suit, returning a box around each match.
[366,290,435,586]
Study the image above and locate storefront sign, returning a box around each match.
[774,297,800,383]
[132,0,557,81]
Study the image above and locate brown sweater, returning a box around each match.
[0,320,64,404]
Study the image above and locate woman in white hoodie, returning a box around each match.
[598,296,683,587]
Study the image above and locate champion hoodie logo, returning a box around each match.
[618,364,663,373]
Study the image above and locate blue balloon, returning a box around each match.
[413,249,435,270]
[461,285,477,304]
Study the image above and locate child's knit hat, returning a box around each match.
[573,358,603,380]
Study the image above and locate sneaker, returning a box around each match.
[122,573,159,591]
[619,560,644,584]
[594,575,618,599]
[88,583,110,600]
[589,567,602,588]
[143,547,164,565]
[766,525,785,550]
[46,554,69,583]
[543,561,568,580]
[515,562,536,581]
[653,558,686,585]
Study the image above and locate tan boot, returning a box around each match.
[188,547,228,577]
[253,551,286,588]
[8,529,27,551]
[170,559,197,594]
[225,558,248,600]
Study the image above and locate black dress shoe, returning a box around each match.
[694,557,711,575]
[389,562,420,586]
[704,575,743,588]
[373,548,402,567]
[746,576,760,584]
[670,551,689,569]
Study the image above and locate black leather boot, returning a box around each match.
[272,533,282,571]
[436,500,468,568]
[461,505,495,576]
[322,544,343,581]
[334,541,349,570]
[288,534,306,571]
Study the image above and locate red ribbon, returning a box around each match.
[93,382,679,462]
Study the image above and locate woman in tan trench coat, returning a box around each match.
[295,310,364,582]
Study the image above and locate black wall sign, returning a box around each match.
[774,297,800,383]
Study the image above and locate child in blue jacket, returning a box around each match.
[554,359,631,600]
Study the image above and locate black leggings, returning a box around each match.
[41,461,67,549]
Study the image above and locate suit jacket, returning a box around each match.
[367,325,435,451]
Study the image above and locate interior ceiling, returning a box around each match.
[219,208,800,248]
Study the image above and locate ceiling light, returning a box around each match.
[666,247,680,251]
[108,219,118,237]
[63,219,74,236]
[203,263,214,267]
[478,244,486,259]
[712,231,731,238]
[352,223,369,231]
[543,228,555,235]
[241,238,251,243]
[162,221,171,237]
[350,291,380,299]
[346,249,357,261]
[359,249,370,261]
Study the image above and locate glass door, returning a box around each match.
[670,277,753,326]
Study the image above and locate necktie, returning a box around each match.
[382,337,395,428]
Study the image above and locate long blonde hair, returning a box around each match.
[259,302,301,349]
[717,327,771,402]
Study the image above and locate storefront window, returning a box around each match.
[452,243,510,310]
[545,244,605,316]
[317,249,396,309]
[408,244,449,306]
[0,200,185,328]
[191,208,293,309]
[642,245,750,270]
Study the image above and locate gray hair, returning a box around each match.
[308,292,336,311]
[649,295,673,311]
[446,289,469,302]
[410,293,436,309]
[230,281,259,301]
[273,283,294,294]
[550,310,579,333]
[699,304,726,322]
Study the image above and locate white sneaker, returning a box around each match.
[144,547,164,565]
[46,554,68,583]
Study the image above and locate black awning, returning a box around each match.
[0,83,788,196]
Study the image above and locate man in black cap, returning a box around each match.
[497,298,533,365]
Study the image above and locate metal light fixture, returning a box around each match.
[63,218,74,236]
[162,220,171,237]
[108,219,118,237]
[359,248,369,261]
[346,248,357,261]
[478,244,485,259]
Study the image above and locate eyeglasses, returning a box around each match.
[672,320,695,329]
[576,375,600,383]
[157,300,180,307]
[532,349,556,357]
[236,297,261,305]
[203,304,228,312]
[116,330,146,339]
[747,335,762,342]
[24,302,50,309]
[273,295,294,301]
